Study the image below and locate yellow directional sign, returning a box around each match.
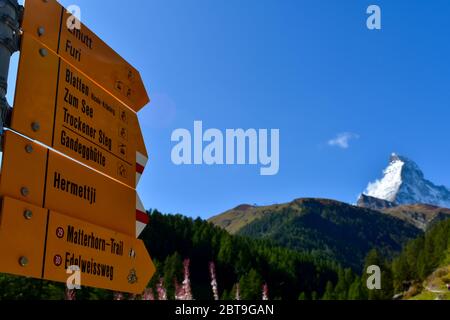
[12,34,142,188]
[0,196,155,294]
[0,130,136,237]
[21,0,149,112]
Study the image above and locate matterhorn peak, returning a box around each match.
[390,152,400,162]
[388,153,424,178]
[360,154,450,208]
[389,153,409,164]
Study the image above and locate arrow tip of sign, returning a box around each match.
[133,71,151,112]
[135,240,156,292]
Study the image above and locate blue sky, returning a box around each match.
[8,0,450,219]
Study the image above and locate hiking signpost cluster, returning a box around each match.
[0,0,155,294]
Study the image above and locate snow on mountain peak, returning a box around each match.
[365,155,404,202]
[362,154,450,208]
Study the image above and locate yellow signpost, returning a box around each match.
[21,0,149,112]
[12,34,140,188]
[0,0,155,295]
[0,130,136,237]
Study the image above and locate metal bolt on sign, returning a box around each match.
[31,121,40,132]
[23,210,33,220]
[37,26,44,36]
[25,144,33,153]
[19,256,29,267]
[38,47,47,57]
[20,187,29,197]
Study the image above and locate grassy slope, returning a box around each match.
[410,266,450,300]
[209,203,292,234]
[382,205,450,231]
[409,252,450,300]
[212,198,421,270]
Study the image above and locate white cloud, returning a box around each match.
[328,132,359,149]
